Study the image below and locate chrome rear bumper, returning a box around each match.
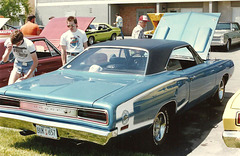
[222,131,240,148]
[0,112,117,145]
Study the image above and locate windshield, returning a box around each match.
[88,24,98,30]
[216,23,231,30]
[64,47,148,75]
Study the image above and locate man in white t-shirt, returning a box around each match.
[1,30,38,85]
[60,16,88,65]
[131,15,149,39]
[113,13,124,39]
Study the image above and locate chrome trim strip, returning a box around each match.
[87,45,149,52]
[177,100,189,111]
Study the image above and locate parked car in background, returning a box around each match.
[222,89,240,148]
[211,22,240,51]
[0,13,233,147]
[86,23,121,45]
[0,36,62,87]
[144,13,164,38]
[0,18,14,37]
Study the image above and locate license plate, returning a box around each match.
[36,125,58,139]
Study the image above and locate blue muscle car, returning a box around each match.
[0,13,234,146]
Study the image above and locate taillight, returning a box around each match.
[78,109,108,125]
[0,98,20,107]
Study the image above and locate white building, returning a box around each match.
[34,0,240,35]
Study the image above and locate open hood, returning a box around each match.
[152,12,220,60]
[0,18,10,28]
[147,13,164,32]
[40,17,95,48]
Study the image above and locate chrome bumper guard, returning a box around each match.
[0,113,117,145]
[222,131,240,148]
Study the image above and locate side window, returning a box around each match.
[232,24,240,31]
[34,40,57,58]
[98,24,105,30]
[167,47,197,71]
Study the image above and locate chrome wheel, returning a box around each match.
[212,78,225,105]
[88,36,94,45]
[152,108,170,145]
[153,112,167,143]
[218,79,225,102]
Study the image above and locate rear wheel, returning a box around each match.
[88,36,95,46]
[212,78,225,105]
[151,107,170,146]
[111,34,117,40]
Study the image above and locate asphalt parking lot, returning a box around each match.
[186,45,240,155]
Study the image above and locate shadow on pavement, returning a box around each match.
[211,44,240,53]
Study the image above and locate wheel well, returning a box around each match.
[161,101,176,117]
[89,36,95,40]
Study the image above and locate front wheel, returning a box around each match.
[212,78,225,105]
[111,34,117,40]
[151,107,170,146]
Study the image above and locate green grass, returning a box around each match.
[0,127,156,156]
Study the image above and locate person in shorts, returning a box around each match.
[1,30,38,85]
[60,16,88,65]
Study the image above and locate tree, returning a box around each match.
[0,0,31,22]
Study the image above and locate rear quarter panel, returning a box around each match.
[92,73,188,134]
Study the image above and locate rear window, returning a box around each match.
[64,47,149,75]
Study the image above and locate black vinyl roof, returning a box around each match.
[93,39,189,74]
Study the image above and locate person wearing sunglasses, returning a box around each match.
[60,16,88,65]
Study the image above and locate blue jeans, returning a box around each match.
[119,27,124,39]
[14,60,35,75]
